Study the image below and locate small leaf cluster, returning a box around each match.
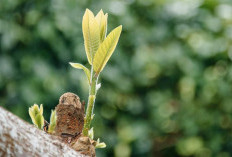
[88,127,106,149]
[29,104,57,134]
[70,9,122,81]
[29,104,44,129]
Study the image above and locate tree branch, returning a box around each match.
[0,106,87,157]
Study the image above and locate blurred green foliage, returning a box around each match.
[1,0,232,156]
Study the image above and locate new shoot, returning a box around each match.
[70,9,122,147]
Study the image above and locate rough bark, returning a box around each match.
[55,92,84,143]
[0,106,87,157]
[55,92,96,157]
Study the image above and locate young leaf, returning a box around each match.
[32,104,40,115]
[39,104,43,115]
[95,142,106,149]
[88,127,94,140]
[96,83,101,90]
[29,107,36,125]
[95,138,106,148]
[29,104,44,130]
[48,110,57,134]
[91,114,95,120]
[93,25,122,74]
[69,62,91,84]
[95,10,108,42]
[35,114,44,129]
[82,9,100,65]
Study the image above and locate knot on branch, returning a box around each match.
[55,92,85,143]
[54,92,96,156]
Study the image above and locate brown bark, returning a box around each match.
[55,92,84,143]
[0,106,86,157]
[55,92,96,157]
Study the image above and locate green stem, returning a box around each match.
[83,69,98,136]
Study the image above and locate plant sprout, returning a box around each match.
[70,9,122,137]
[29,104,44,130]
[29,104,57,133]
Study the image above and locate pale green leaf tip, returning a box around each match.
[28,104,45,130]
[88,127,94,140]
[118,25,122,31]
[69,62,80,69]
[85,8,94,15]
[50,110,57,122]
[69,62,74,66]
[94,138,106,148]
[91,114,95,120]
[96,142,107,149]
[98,9,103,14]
[48,110,57,133]
[96,83,101,90]
[39,104,43,114]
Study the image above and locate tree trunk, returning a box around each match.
[0,106,87,157]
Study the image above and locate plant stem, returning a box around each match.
[82,69,98,136]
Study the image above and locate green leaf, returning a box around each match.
[96,83,101,90]
[93,25,122,74]
[29,104,45,130]
[33,104,40,115]
[95,142,106,148]
[91,114,95,120]
[95,138,106,149]
[48,110,57,134]
[39,104,43,115]
[69,62,91,84]
[29,107,36,124]
[82,9,100,65]
[35,113,44,129]
[95,9,108,42]
[88,127,94,140]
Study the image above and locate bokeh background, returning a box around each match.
[1,0,232,156]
